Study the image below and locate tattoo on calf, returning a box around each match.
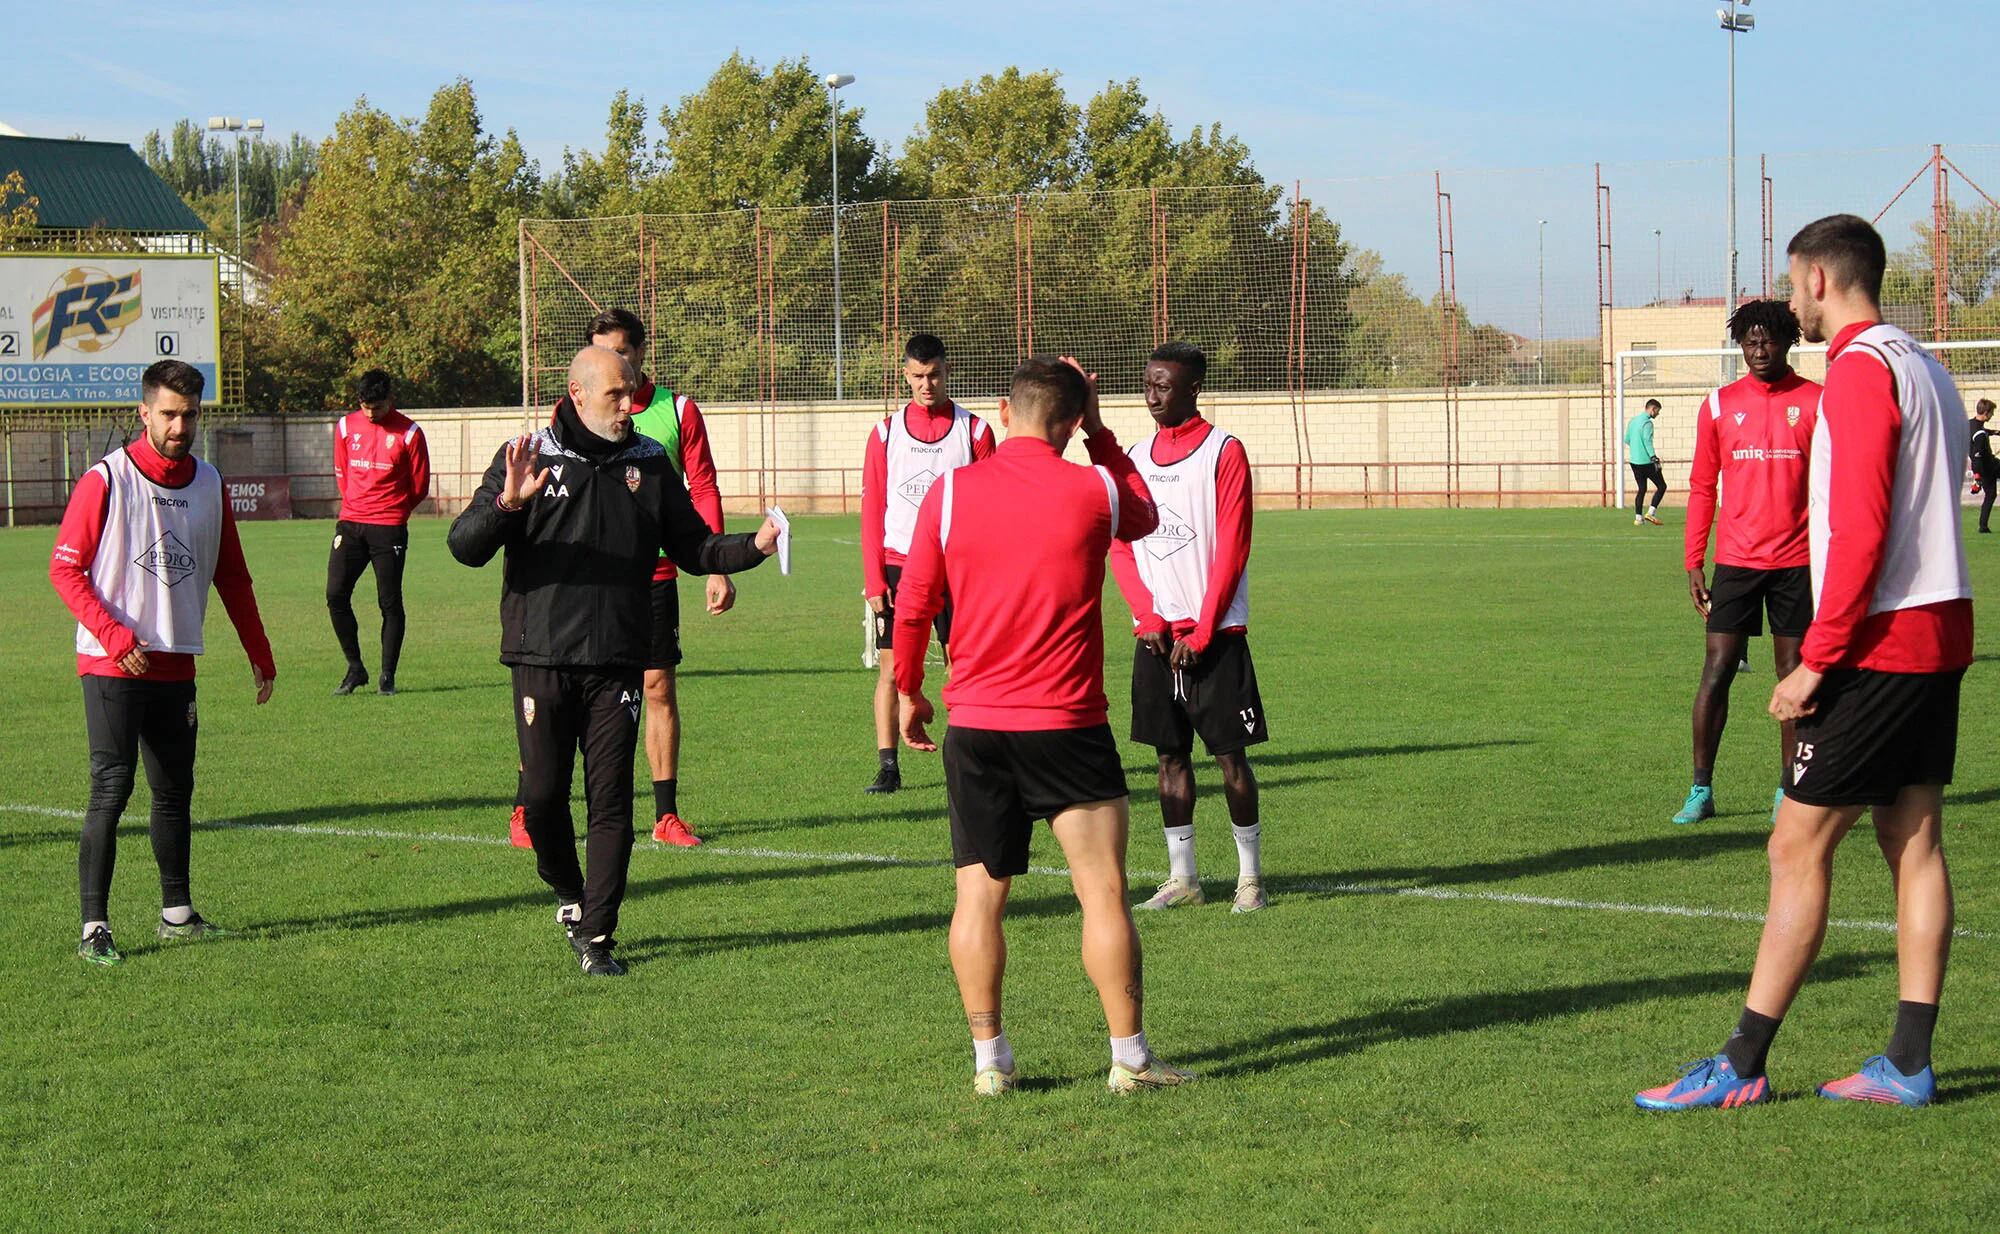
[968,1011,1001,1030]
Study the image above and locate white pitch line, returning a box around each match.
[2,802,1985,940]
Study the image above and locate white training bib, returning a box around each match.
[1128,426,1250,630]
[75,448,224,658]
[1808,322,1972,615]
[880,403,979,555]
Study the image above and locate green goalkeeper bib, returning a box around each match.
[631,383,685,478]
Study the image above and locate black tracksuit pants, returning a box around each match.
[78,676,198,923]
[511,664,643,941]
[327,520,409,680]
[1981,468,1999,531]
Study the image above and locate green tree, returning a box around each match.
[0,169,38,245]
[900,68,1079,199]
[141,119,318,265]
[260,79,536,411]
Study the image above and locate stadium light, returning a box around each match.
[826,73,856,401]
[1537,220,1547,385]
[205,114,265,311]
[1718,1,1753,352]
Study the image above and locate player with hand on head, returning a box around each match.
[1108,343,1269,913]
[896,354,1192,1097]
[1674,301,1820,826]
[328,368,429,697]
[859,333,994,794]
[452,346,780,977]
[49,360,277,965]
[1638,215,1972,1111]
[503,308,731,850]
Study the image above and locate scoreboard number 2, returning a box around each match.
[0,331,18,357]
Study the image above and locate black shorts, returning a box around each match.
[1707,564,1812,638]
[1631,462,1666,490]
[874,563,952,652]
[944,725,1128,878]
[1130,633,1269,756]
[1786,668,1963,808]
[648,577,682,670]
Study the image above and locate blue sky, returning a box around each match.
[13,1,1994,335]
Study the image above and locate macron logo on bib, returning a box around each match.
[134,530,198,588]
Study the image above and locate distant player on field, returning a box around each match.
[859,333,994,794]
[328,368,430,696]
[1108,342,1269,913]
[1968,398,1996,534]
[1673,301,1821,826]
[503,308,731,850]
[1638,215,1972,1110]
[1626,399,1666,524]
[49,360,277,965]
[896,356,1192,1096]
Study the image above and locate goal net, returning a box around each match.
[1613,339,2000,510]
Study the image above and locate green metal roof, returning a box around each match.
[0,135,206,234]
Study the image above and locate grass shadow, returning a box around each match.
[1279,827,1771,894]
[1935,1064,2000,1106]
[1183,951,1882,1079]
[615,891,1082,963]
[1120,738,1532,779]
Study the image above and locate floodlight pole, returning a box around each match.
[1720,3,1754,343]
[826,73,855,402]
[1537,220,1547,385]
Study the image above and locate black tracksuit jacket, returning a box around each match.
[449,400,765,669]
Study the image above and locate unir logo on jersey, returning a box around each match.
[31,266,144,358]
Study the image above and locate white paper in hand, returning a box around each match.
[767,505,791,575]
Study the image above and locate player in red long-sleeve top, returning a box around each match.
[327,369,429,696]
[894,355,1193,1096]
[859,334,994,794]
[49,360,276,966]
[1639,215,1973,1112]
[1673,301,1821,826]
[1107,343,1269,913]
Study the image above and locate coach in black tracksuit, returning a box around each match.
[450,346,777,975]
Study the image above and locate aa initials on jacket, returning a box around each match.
[447,403,766,669]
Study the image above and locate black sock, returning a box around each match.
[1885,1000,1939,1075]
[1723,1007,1782,1078]
[514,769,524,811]
[878,748,899,772]
[1693,767,1714,788]
[653,779,678,819]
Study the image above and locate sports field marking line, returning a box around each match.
[6,802,1985,941]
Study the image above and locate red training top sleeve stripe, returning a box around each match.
[1801,350,1900,670]
[1189,436,1252,652]
[404,426,431,520]
[332,415,349,499]
[861,422,890,597]
[1684,395,1719,571]
[679,397,725,534]
[48,466,134,663]
[891,476,948,695]
[1086,429,1158,542]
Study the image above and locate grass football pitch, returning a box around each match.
[2,509,1997,1232]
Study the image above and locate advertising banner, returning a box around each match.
[0,254,223,408]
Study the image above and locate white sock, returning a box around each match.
[1646,505,1658,517]
[556,902,582,926]
[973,1031,1014,1075]
[1111,1031,1150,1071]
[1164,825,1197,882]
[161,905,194,926]
[82,919,109,940]
[1232,823,1262,881]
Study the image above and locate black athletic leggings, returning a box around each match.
[1631,462,1667,514]
[512,664,643,942]
[78,676,198,923]
[1981,470,1998,531]
[327,520,409,678]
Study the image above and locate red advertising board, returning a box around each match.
[225,475,292,520]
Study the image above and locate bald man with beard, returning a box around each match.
[450,346,782,976]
